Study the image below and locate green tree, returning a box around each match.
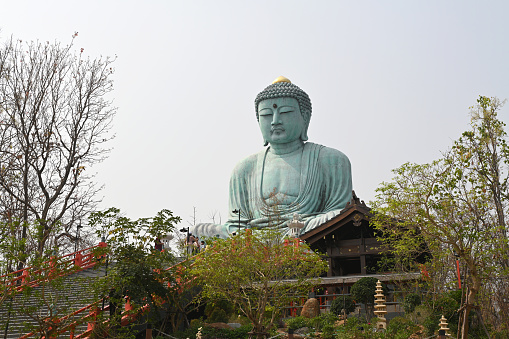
[402,293,421,314]
[371,96,509,338]
[191,229,328,339]
[330,295,356,316]
[88,208,181,334]
[350,277,387,321]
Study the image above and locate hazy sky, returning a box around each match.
[2,1,509,230]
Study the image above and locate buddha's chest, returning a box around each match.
[261,152,302,203]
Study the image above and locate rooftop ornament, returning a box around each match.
[287,213,305,238]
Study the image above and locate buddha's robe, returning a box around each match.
[192,142,352,238]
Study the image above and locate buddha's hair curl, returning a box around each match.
[254,82,312,126]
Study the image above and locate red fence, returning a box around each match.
[1,242,107,293]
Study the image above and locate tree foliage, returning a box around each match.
[191,230,328,339]
[350,277,387,321]
[371,96,509,338]
[330,295,356,316]
[0,33,116,264]
[88,208,181,332]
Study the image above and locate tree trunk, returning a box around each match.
[460,268,481,339]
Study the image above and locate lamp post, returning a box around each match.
[232,209,241,234]
[75,224,83,253]
[179,227,190,257]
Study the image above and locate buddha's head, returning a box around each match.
[255,76,312,146]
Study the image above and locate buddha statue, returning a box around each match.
[192,76,352,238]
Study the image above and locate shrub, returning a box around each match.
[320,322,336,339]
[330,295,356,315]
[189,318,204,328]
[208,308,228,323]
[175,323,253,339]
[335,316,374,338]
[200,324,253,339]
[351,277,379,306]
[308,312,338,331]
[351,277,389,321]
[387,316,420,339]
[403,293,422,314]
[423,291,459,336]
[285,316,309,330]
[204,299,234,323]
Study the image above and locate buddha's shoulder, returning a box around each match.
[307,142,350,165]
[231,149,265,174]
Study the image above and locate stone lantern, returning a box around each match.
[161,234,174,250]
[438,315,450,337]
[374,280,387,330]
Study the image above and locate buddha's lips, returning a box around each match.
[271,127,284,132]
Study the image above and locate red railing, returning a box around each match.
[67,254,195,338]
[1,242,107,293]
[18,300,106,339]
[8,247,195,339]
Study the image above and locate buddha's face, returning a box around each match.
[258,97,305,145]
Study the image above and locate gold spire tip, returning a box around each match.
[272,76,291,84]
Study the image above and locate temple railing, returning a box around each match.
[12,251,197,338]
[0,242,107,293]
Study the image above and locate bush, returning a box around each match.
[200,324,253,339]
[189,318,204,328]
[351,277,389,321]
[308,312,338,331]
[335,316,373,338]
[285,316,309,330]
[387,316,420,339]
[175,323,253,339]
[423,291,460,336]
[320,322,336,339]
[228,314,252,326]
[287,313,338,339]
[208,308,228,323]
[351,277,380,306]
[204,299,234,323]
[403,293,422,314]
[330,295,356,315]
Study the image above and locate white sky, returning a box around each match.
[2,1,509,230]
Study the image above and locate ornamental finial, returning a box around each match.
[272,76,291,84]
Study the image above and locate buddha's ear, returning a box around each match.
[263,139,269,146]
[301,130,308,142]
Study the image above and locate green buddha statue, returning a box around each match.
[193,76,352,238]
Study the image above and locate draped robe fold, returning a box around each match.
[192,142,352,238]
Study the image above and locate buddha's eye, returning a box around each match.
[259,109,273,117]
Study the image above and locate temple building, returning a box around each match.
[301,191,381,277]
[295,191,423,318]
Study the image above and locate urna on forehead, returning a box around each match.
[254,76,312,123]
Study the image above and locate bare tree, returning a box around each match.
[187,206,197,227]
[0,33,116,266]
[208,210,221,224]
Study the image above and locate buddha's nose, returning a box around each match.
[271,111,282,125]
